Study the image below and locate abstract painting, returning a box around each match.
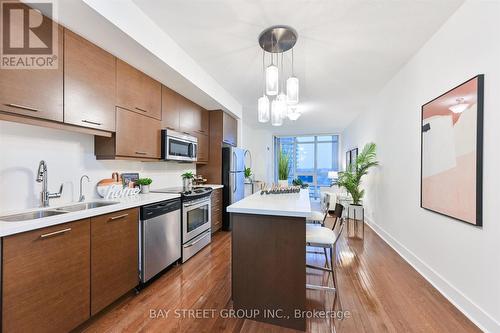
[421,75,483,226]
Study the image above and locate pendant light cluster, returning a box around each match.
[257,25,300,126]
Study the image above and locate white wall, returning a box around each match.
[241,120,274,184]
[0,121,195,214]
[342,1,500,331]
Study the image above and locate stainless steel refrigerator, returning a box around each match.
[222,146,245,230]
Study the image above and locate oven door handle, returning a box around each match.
[183,200,210,208]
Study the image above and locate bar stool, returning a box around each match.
[306,193,331,226]
[305,214,345,307]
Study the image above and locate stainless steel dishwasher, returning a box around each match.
[139,198,181,283]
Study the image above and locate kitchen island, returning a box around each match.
[227,189,311,331]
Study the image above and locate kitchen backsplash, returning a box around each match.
[0,121,195,213]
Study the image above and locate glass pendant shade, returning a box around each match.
[286,76,299,104]
[265,65,279,96]
[257,95,270,123]
[271,99,283,126]
[287,105,301,120]
[276,93,287,119]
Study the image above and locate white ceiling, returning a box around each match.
[133,0,464,132]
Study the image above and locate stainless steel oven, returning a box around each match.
[161,129,198,162]
[183,197,211,243]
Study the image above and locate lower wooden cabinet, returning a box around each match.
[2,219,90,333]
[90,208,139,315]
[211,188,223,233]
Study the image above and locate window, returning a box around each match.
[275,135,340,199]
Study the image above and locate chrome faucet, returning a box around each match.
[79,175,90,202]
[36,160,63,207]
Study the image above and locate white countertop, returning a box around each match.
[227,189,311,218]
[0,193,180,237]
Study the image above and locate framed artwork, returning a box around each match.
[121,172,140,188]
[345,150,352,170]
[345,148,358,170]
[420,75,484,226]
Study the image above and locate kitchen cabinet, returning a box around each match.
[222,111,238,146]
[94,107,161,160]
[195,132,209,163]
[2,219,90,333]
[211,188,223,233]
[64,30,116,131]
[116,59,161,120]
[161,85,180,130]
[197,110,238,183]
[0,23,63,122]
[91,208,139,315]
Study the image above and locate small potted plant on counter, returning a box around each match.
[181,171,194,192]
[136,178,153,194]
[292,178,309,189]
[244,167,253,184]
[278,151,291,187]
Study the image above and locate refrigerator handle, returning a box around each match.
[232,151,237,193]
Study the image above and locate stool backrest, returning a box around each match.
[320,193,331,214]
[331,203,344,230]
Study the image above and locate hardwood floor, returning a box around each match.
[79,218,480,333]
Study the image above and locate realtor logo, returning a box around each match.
[1,0,58,69]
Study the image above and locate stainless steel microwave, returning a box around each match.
[161,129,198,162]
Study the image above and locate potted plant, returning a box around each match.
[136,178,153,194]
[336,142,378,207]
[292,178,309,189]
[244,167,252,183]
[181,171,194,192]
[278,150,291,187]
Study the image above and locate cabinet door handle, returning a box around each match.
[108,213,129,221]
[135,151,147,155]
[135,107,148,113]
[5,103,39,112]
[82,119,102,126]
[40,228,71,239]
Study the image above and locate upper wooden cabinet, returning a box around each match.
[161,85,180,130]
[223,111,238,146]
[0,23,63,122]
[95,107,161,160]
[116,59,161,120]
[194,132,209,163]
[2,219,90,333]
[64,30,116,131]
[162,85,209,134]
[91,208,139,315]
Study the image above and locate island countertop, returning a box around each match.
[227,188,311,217]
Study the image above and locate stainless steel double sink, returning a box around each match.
[0,201,118,222]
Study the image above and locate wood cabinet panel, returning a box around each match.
[211,188,223,233]
[195,132,209,163]
[116,59,161,120]
[0,23,63,122]
[161,85,180,130]
[178,95,195,133]
[64,30,116,131]
[2,219,90,333]
[223,112,237,146]
[200,108,209,134]
[91,208,139,315]
[115,107,161,159]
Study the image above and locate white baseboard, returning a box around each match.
[364,217,499,333]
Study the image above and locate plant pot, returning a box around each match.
[278,179,289,187]
[140,184,150,194]
[183,178,193,192]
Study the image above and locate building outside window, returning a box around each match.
[274,135,340,199]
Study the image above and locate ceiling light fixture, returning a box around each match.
[258,25,299,126]
[449,97,469,113]
[287,105,301,121]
